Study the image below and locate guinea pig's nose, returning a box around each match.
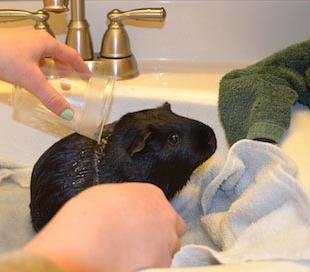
[206,128,217,155]
[191,121,217,159]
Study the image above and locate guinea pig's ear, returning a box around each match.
[126,130,152,157]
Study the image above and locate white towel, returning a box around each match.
[1,141,310,267]
[0,157,34,253]
[0,157,32,188]
[172,139,310,267]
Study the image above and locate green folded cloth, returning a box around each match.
[219,39,310,146]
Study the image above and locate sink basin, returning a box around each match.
[0,61,230,166]
[0,61,309,271]
[0,61,309,192]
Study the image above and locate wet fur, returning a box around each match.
[30,103,217,231]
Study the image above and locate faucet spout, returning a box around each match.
[43,0,93,60]
[66,0,94,60]
[43,0,69,13]
[66,0,93,60]
[70,0,84,21]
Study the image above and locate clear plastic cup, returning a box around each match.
[12,71,114,143]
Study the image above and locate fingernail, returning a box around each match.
[60,108,74,121]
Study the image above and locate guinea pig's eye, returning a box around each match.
[168,133,181,146]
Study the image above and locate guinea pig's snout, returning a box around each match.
[194,123,217,159]
[206,128,217,155]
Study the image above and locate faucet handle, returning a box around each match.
[100,7,166,80]
[108,8,166,23]
[0,9,54,36]
[0,9,48,23]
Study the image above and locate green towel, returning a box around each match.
[219,39,310,146]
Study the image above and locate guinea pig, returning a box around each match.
[30,102,217,231]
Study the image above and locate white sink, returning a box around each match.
[0,61,309,271]
[0,61,230,166]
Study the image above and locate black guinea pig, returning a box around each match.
[30,102,217,231]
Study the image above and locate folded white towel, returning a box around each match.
[0,157,34,253]
[1,140,310,267]
[0,157,32,188]
[172,139,310,267]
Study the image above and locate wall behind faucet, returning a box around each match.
[0,0,309,66]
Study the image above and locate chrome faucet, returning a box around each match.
[43,0,93,60]
[0,0,93,60]
[99,8,166,80]
[0,1,166,80]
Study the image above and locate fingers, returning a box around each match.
[22,64,71,117]
[171,214,186,257]
[43,38,90,75]
[54,59,74,78]
[175,214,187,238]
[172,235,182,255]
[28,33,90,117]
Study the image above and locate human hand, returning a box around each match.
[0,27,90,119]
[23,183,186,272]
